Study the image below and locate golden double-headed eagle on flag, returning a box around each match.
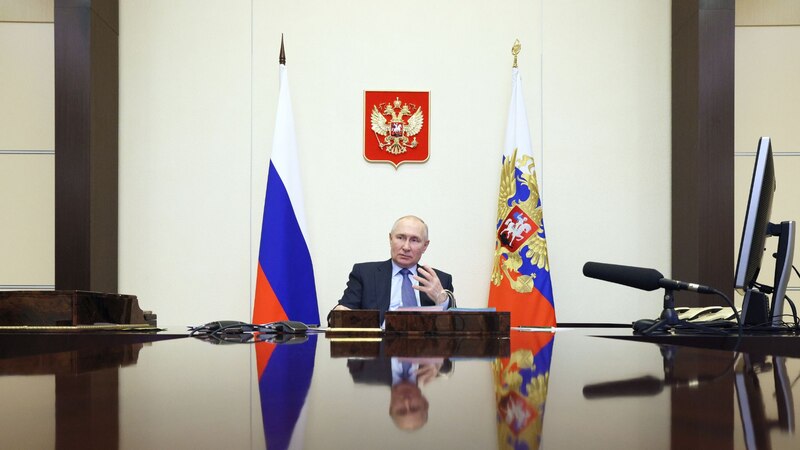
[492,148,550,294]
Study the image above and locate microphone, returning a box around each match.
[582,262,715,294]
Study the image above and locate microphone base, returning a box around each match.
[632,316,732,336]
[633,290,680,334]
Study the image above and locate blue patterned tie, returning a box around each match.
[400,268,416,307]
[401,362,412,380]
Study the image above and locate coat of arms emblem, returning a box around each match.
[364,91,430,168]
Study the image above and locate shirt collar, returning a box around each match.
[391,261,418,277]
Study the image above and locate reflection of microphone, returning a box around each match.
[582,376,663,398]
[583,375,705,399]
[582,262,716,294]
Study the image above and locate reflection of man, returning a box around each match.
[332,215,455,322]
[348,357,452,431]
[390,375,429,430]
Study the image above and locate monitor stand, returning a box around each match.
[768,221,795,327]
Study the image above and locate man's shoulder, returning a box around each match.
[352,260,392,272]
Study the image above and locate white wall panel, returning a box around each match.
[541,0,672,322]
[0,22,53,150]
[0,155,54,286]
[736,27,800,152]
[0,0,53,23]
[119,0,253,324]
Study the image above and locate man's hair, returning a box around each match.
[390,215,429,241]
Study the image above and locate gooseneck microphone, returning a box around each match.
[582,262,715,294]
[582,262,663,291]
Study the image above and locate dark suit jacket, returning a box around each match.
[347,357,454,386]
[337,259,454,321]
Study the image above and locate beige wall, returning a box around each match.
[735,1,800,299]
[9,1,795,325]
[0,1,674,323]
[117,0,672,326]
[2,3,796,448]
[2,1,673,446]
[0,1,54,289]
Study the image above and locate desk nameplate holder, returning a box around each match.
[327,309,381,328]
[326,310,510,336]
[384,311,510,335]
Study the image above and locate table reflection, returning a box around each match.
[347,356,453,431]
[3,329,800,449]
[493,331,554,450]
[581,341,799,450]
[0,332,181,450]
[255,333,317,450]
[329,332,554,449]
[736,354,797,449]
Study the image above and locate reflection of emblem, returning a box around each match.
[498,390,537,434]
[370,97,424,155]
[363,91,429,168]
[493,333,554,450]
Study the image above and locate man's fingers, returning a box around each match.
[418,265,436,278]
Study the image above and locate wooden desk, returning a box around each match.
[1,328,798,449]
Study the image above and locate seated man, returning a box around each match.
[332,215,454,322]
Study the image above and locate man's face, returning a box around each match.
[389,218,429,268]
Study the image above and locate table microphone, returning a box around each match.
[582,261,716,294]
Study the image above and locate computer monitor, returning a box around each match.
[734,137,796,327]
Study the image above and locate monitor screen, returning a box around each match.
[734,137,775,292]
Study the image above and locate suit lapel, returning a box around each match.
[376,260,393,312]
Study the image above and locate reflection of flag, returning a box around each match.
[493,331,554,450]
[488,64,556,327]
[253,47,319,326]
[256,336,317,450]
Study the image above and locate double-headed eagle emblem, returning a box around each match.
[370,97,424,155]
[492,149,550,294]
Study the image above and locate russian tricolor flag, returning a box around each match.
[253,49,319,326]
[254,40,319,450]
[488,45,556,327]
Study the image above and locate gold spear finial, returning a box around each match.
[512,39,521,68]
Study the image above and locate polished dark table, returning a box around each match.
[1,327,798,449]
